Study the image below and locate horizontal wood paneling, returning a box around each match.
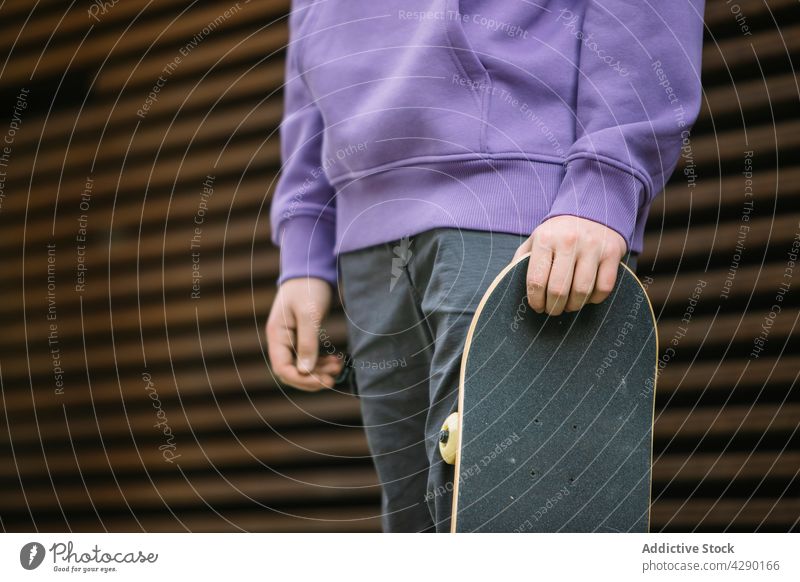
[0,1,797,533]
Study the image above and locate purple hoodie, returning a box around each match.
[271,0,705,285]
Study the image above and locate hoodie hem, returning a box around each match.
[334,157,566,255]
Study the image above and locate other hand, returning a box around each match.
[266,278,344,391]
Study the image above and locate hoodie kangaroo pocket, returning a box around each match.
[444,0,491,89]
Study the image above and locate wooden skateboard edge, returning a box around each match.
[450,253,530,533]
[449,255,659,533]
[620,260,660,534]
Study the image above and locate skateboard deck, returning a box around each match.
[440,254,657,533]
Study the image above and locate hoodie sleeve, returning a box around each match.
[543,0,705,251]
[270,2,337,286]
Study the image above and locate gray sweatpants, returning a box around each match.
[338,228,637,532]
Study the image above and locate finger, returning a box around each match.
[314,374,337,389]
[589,257,619,304]
[546,250,575,316]
[267,314,329,391]
[266,315,297,385]
[513,236,533,261]
[315,353,342,366]
[295,311,320,374]
[272,346,334,390]
[565,255,599,312]
[280,369,333,391]
[315,354,344,375]
[291,371,336,391]
[526,242,553,313]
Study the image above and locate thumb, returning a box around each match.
[295,309,320,375]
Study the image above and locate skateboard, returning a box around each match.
[439,253,657,532]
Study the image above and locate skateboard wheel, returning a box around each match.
[438,412,460,465]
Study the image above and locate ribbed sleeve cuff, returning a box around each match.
[544,157,645,251]
[276,215,337,287]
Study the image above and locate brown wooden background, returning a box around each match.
[0,0,797,532]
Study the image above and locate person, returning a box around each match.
[266,0,704,532]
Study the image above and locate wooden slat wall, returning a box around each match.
[0,1,797,532]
